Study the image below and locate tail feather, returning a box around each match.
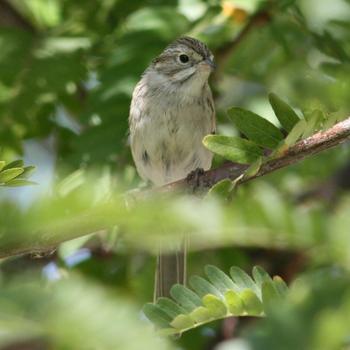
[154,241,187,300]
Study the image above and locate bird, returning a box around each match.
[129,36,216,299]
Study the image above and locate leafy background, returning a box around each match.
[0,0,350,349]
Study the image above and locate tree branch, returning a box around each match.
[0,0,36,33]
[153,117,350,193]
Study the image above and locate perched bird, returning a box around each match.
[129,36,216,298]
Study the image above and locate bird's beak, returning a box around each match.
[205,58,217,70]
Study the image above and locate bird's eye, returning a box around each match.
[179,54,189,63]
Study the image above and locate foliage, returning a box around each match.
[143,265,288,335]
[0,159,36,187]
[0,0,350,349]
[0,275,172,350]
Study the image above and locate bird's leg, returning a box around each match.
[186,167,205,193]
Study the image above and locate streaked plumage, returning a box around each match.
[129,36,216,186]
[129,37,216,298]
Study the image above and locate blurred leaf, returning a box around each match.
[302,110,324,138]
[0,168,24,183]
[313,30,350,63]
[284,119,307,146]
[0,276,173,350]
[3,179,37,187]
[3,160,24,170]
[20,166,37,179]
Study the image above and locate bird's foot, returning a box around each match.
[186,168,205,193]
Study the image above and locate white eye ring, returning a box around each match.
[178,54,189,64]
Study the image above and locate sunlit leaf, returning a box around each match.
[202,294,227,318]
[225,290,244,315]
[170,314,194,330]
[4,179,37,187]
[3,160,24,170]
[240,289,263,315]
[0,168,24,183]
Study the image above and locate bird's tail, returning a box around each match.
[154,240,187,300]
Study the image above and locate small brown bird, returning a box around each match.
[129,36,216,298]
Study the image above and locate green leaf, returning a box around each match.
[170,314,194,330]
[147,265,287,334]
[261,280,281,310]
[202,294,227,318]
[252,266,273,288]
[156,297,186,319]
[225,290,244,315]
[190,306,212,323]
[273,276,288,296]
[269,93,300,132]
[240,289,264,315]
[3,159,24,170]
[302,110,324,138]
[170,284,202,312]
[323,112,341,130]
[203,135,263,164]
[20,166,36,179]
[207,179,234,199]
[142,303,172,328]
[230,267,258,293]
[284,119,307,146]
[0,161,5,172]
[205,265,238,293]
[0,168,24,183]
[243,157,263,179]
[227,107,284,149]
[158,328,180,336]
[4,179,37,187]
[189,275,221,298]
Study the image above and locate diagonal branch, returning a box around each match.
[0,0,36,33]
[154,117,350,193]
